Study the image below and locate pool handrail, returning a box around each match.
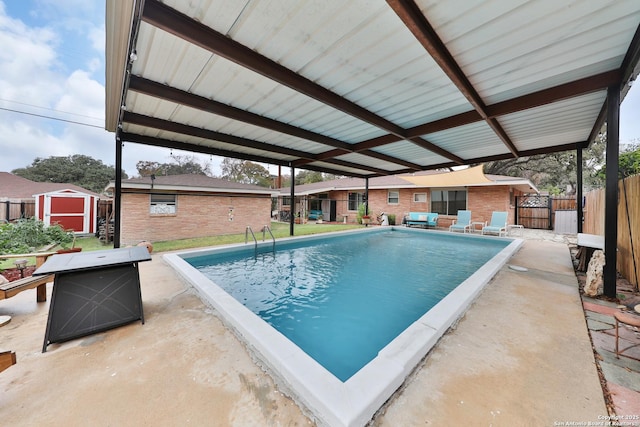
[263,225,275,251]
[245,226,257,252]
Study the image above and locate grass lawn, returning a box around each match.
[1,222,363,270]
[151,221,362,252]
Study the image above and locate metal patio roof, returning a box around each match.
[105,0,640,179]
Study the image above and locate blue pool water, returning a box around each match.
[185,229,510,381]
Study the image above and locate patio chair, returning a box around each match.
[614,310,640,361]
[449,210,472,233]
[482,211,508,237]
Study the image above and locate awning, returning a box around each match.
[105,0,640,178]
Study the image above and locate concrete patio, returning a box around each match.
[0,232,632,426]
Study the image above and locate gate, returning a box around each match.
[516,195,551,229]
[515,196,578,230]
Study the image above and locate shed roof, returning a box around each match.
[105,0,640,178]
[0,172,100,200]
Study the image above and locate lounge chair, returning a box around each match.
[482,211,508,237]
[449,210,472,233]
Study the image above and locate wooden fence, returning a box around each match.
[0,200,35,222]
[583,174,640,289]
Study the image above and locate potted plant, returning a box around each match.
[357,203,373,225]
[316,214,323,224]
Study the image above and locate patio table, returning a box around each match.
[470,221,486,234]
[34,246,151,352]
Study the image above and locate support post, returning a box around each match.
[114,135,123,248]
[577,146,583,234]
[604,85,620,298]
[364,177,369,215]
[289,165,295,236]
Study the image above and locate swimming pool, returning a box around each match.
[164,227,523,426]
[186,229,509,381]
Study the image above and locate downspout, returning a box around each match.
[603,85,620,298]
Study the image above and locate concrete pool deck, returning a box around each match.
[0,232,617,425]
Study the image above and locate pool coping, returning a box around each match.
[163,227,523,427]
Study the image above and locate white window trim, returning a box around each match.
[348,192,364,211]
[387,190,399,205]
[430,188,467,215]
[413,192,427,203]
[150,194,177,214]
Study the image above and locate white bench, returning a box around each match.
[577,233,604,249]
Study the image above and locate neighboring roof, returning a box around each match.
[105,1,640,178]
[280,165,538,195]
[0,172,101,200]
[106,174,276,196]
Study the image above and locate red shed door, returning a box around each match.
[45,194,89,233]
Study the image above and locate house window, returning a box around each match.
[413,193,427,203]
[282,196,291,206]
[150,193,176,214]
[348,192,364,211]
[430,189,466,215]
[387,191,399,204]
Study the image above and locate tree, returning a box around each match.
[596,141,640,180]
[220,158,271,186]
[12,155,126,194]
[295,170,324,185]
[483,131,607,193]
[136,154,212,177]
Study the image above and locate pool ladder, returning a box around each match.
[245,225,275,254]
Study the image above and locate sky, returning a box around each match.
[0,0,222,178]
[0,1,639,180]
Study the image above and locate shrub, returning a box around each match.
[357,203,373,224]
[0,218,74,254]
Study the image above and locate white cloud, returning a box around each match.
[0,2,193,178]
[88,22,105,54]
[0,7,62,104]
[56,70,104,121]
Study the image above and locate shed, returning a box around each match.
[34,189,99,234]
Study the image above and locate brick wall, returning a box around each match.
[120,192,272,245]
[467,186,514,225]
[327,186,517,226]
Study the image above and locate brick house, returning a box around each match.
[105,174,276,245]
[275,165,538,228]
